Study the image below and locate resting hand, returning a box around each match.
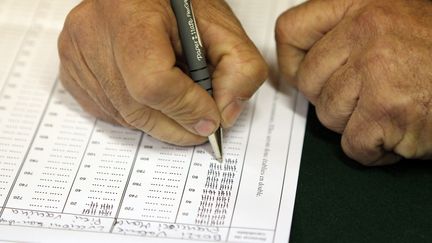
[58,0,267,145]
[276,0,432,165]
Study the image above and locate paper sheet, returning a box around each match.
[0,0,308,242]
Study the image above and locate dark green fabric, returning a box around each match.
[290,106,432,243]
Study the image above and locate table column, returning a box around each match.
[116,136,194,223]
[61,122,142,224]
[0,20,59,208]
[175,97,256,228]
[110,96,256,241]
[3,83,94,212]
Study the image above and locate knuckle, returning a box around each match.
[251,58,269,84]
[277,52,301,86]
[381,98,411,120]
[275,10,297,43]
[341,134,374,166]
[302,52,320,72]
[358,39,395,76]
[375,97,417,141]
[59,1,95,61]
[275,13,288,43]
[229,38,269,98]
[341,131,356,154]
[315,103,344,133]
[238,55,269,96]
[57,32,74,65]
[352,6,394,35]
[64,1,93,34]
[297,78,316,102]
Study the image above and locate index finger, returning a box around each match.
[193,0,269,127]
[276,0,351,85]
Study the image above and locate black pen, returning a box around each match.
[170,0,223,162]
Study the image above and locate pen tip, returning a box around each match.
[208,128,223,163]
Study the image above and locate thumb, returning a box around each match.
[193,0,268,128]
[276,0,353,84]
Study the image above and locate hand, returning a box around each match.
[276,0,432,165]
[58,0,267,146]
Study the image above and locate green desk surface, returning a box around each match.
[290,106,432,243]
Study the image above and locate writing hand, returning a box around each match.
[58,0,267,145]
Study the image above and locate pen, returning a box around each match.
[170,0,223,162]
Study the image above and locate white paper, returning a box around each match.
[0,0,307,242]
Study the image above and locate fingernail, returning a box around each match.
[222,99,246,127]
[194,119,217,136]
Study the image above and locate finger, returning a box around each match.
[297,20,353,104]
[61,37,207,145]
[189,0,268,127]
[204,31,268,128]
[352,42,427,162]
[118,103,208,146]
[383,98,426,160]
[315,64,361,134]
[371,153,403,166]
[276,0,351,85]
[110,8,221,137]
[59,66,121,125]
[276,42,304,85]
[58,15,130,128]
[95,64,208,145]
[341,107,402,166]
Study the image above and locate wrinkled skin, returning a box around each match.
[276,0,432,165]
[58,0,268,146]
